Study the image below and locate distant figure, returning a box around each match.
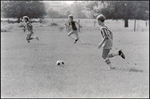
[97,14,125,69]
[23,16,39,43]
[65,14,82,44]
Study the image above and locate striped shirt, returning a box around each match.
[25,21,33,32]
[100,26,113,49]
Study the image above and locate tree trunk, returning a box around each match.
[124,19,128,27]
[39,18,42,23]
[17,17,20,23]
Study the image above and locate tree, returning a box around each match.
[70,1,86,18]
[59,7,71,18]
[86,1,149,27]
[47,8,60,18]
[1,1,46,23]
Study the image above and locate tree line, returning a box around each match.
[86,1,149,27]
[1,1,46,23]
[1,1,149,27]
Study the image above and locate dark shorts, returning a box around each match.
[102,49,111,59]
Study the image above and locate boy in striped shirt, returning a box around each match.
[97,14,125,69]
[65,14,82,44]
[23,16,39,43]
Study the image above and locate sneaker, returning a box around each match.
[27,40,30,43]
[110,66,115,69]
[118,50,125,59]
[35,36,39,41]
[74,38,79,44]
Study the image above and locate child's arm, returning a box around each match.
[65,21,70,27]
[65,23,69,27]
[22,26,26,32]
[75,21,82,28]
[98,36,108,49]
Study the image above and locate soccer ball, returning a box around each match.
[56,60,64,66]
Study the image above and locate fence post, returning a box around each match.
[134,19,136,31]
[7,18,10,24]
[78,19,80,32]
[94,20,96,26]
[66,25,67,32]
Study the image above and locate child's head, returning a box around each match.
[68,14,73,22]
[23,16,29,22]
[97,14,105,25]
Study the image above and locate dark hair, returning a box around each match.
[97,14,105,22]
[100,18,105,22]
[24,18,29,21]
[68,14,73,20]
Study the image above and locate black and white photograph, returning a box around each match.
[1,0,149,98]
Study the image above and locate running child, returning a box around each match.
[23,16,39,43]
[97,14,125,69]
[65,14,82,44]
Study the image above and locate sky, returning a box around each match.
[64,1,75,4]
[43,1,81,5]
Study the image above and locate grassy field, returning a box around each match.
[1,19,149,98]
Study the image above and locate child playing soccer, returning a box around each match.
[23,16,39,43]
[65,14,82,44]
[97,14,125,69]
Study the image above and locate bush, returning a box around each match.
[1,29,8,32]
[18,24,25,28]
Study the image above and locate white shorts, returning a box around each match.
[68,30,78,36]
[102,49,111,59]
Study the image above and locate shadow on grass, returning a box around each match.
[114,67,143,73]
[80,43,92,45]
